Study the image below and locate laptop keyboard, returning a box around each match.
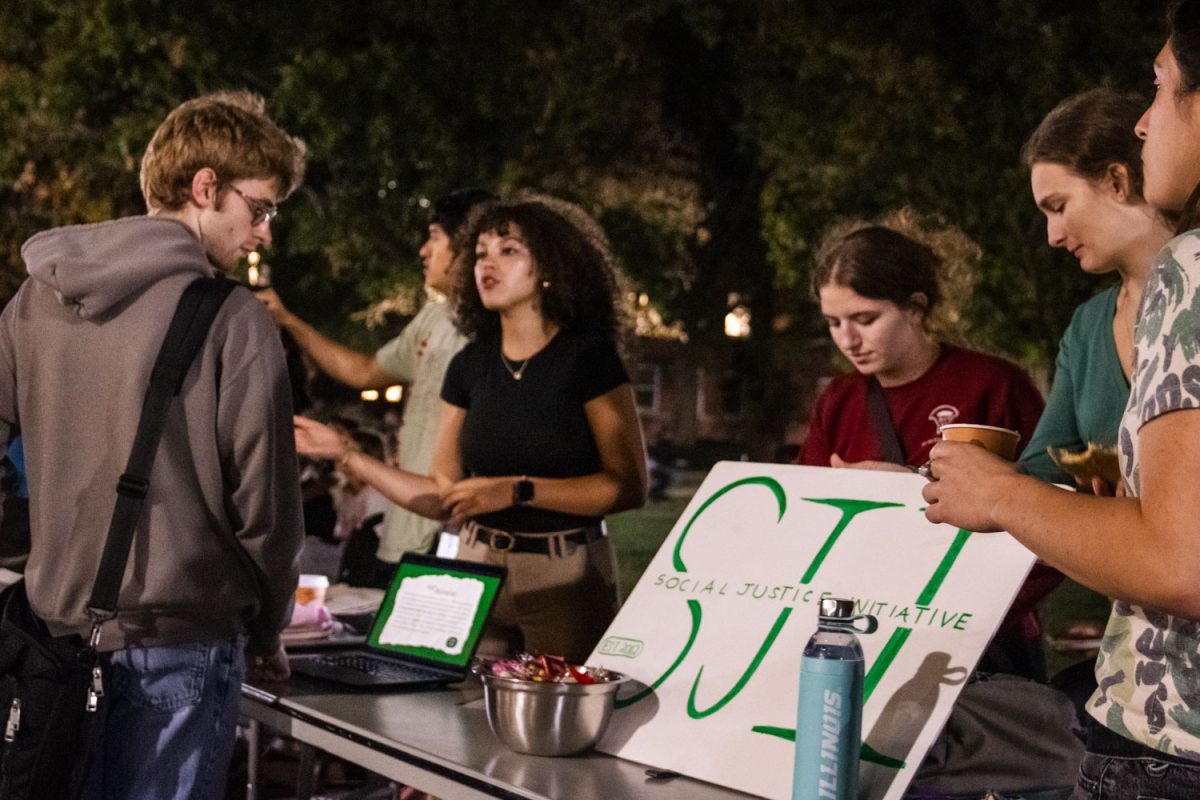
[312,654,444,682]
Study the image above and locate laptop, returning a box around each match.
[288,553,505,688]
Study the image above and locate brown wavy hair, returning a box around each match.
[1021,88,1148,199]
[811,208,980,344]
[450,194,627,342]
[140,90,307,212]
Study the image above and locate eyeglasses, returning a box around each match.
[227,185,279,227]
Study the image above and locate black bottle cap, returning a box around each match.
[818,597,854,619]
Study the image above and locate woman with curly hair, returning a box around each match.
[296,195,647,662]
[797,209,1050,678]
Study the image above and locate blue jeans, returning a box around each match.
[80,634,246,800]
[1070,751,1200,799]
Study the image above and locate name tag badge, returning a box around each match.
[436,531,460,559]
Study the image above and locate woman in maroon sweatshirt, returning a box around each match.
[797,208,1052,680]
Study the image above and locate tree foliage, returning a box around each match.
[0,0,1173,442]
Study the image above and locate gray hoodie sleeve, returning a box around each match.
[216,295,304,656]
[0,289,18,461]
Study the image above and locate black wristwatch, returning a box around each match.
[513,476,534,506]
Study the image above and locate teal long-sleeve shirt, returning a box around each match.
[1019,286,1131,484]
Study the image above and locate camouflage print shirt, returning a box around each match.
[1090,231,1200,757]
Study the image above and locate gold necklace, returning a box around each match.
[500,351,530,381]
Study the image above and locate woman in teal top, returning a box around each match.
[1020,289,1133,483]
[1017,88,1173,486]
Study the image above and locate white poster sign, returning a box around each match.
[591,462,1038,800]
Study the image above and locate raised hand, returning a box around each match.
[293,416,348,461]
[253,287,291,327]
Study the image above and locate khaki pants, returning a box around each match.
[458,523,619,664]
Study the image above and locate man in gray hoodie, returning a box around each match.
[0,91,306,799]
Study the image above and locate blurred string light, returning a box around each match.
[724,293,751,339]
[626,291,687,342]
[246,250,269,288]
[360,386,404,403]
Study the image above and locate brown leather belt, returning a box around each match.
[472,523,604,554]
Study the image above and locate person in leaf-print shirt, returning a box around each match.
[921,3,1200,795]
[1096,233,1200,753]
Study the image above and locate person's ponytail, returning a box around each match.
[1170,0,1200,231]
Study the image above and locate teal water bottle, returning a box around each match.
[792,597,878,800]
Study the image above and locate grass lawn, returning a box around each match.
[605,486,1111,680]
[606,496,689,601]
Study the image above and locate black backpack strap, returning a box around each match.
[86,276,238,622]
[866,377,907,465]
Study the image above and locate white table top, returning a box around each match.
[242,675,758,800]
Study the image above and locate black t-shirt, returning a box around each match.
[441,328,630,532]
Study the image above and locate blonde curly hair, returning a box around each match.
[811,207,980,343]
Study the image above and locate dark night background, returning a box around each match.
[0,0,1169,454]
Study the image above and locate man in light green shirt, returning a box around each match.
[258,189,493,563]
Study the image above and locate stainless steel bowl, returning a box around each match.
[480,671,628,756]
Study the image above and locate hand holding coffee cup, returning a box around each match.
[920,424,1026,531]
[916,423,1021,480]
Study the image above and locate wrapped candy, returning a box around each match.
[477,652,619,685]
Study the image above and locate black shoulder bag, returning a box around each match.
[866,377,907,465]
[0,276,236,799]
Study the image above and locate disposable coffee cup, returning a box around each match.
[295,574,329,607]
[940,424,1021,461]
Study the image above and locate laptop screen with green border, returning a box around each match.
[366,558,502,669]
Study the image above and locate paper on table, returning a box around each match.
[281,622,341,644]
[325,584,385,616]
[378,574,483,656]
